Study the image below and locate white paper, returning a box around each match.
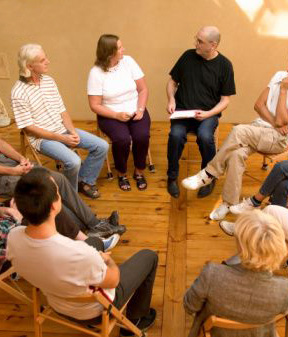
[169,110,197,119]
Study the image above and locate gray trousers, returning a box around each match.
[0,155,99,231]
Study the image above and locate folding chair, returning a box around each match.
[261,149,288,170]
[20,129,79,170]
[95,118,155,180]
[198,314,287,337]
[0,265,32,305]
[33,287,145,337]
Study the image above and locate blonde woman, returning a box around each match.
[184,210,288,337]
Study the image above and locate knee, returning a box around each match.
[273,161,284,174]
[169,128,186,145]
[65,154,82,170]
[113,135,131,148]
[99,139,109,154]
[197,130,214,146]
[89,137,109,154]
[139,249,158,264]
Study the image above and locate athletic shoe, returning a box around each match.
[107,211,119,226]
[87,219,126,238]
[182,169,213,190]
[230,198,258,215]
[103,234,120,252]
[197,179,216,198]
[209,202,230,220]
[120,308,157,336]
[219,221,235,236]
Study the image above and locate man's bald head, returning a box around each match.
[199,26,221,45]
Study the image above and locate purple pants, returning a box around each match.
[98,109,151,173]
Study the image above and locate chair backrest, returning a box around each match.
[0,265,32,305]
[33,287,144,337]
[199,314,287,337]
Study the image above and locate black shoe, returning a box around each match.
[167,179,180,198]
[108,210,119,226]
[87,219,126,238]
[197,179,216,198]
[120,308,157,336]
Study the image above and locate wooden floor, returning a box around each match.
[0,121,285,337]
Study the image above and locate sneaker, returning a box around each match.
[219,221,235,236]
[87,219,126,238]
[230,198,259,215]
[103,234,120,252]
[108,211,119,226]
[197,179,216,198]
[182,169,213,190]
[209,202,230,220]
[120,308,157,336]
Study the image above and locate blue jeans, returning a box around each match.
[167,116,219,179]
[260,161,288,207]
[40,128,108,190]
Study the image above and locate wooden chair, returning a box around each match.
[0,265,32,305]
[33,287,145,337]
[183,125,219,164]
[261,150,288,170]
[20,129,79,170]
[198,314,287,337]
[95,119,155,180]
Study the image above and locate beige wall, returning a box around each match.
[0,0,287,122]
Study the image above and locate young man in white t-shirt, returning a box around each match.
[7,167,157,335]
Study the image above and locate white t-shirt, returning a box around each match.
[253,71,288,128]
[7,226,115,320]
[87,55,144,115]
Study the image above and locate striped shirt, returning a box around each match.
[11,75,67,150]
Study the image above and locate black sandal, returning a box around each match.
[118,176,131,191]
[78,182,100,199]
[133,174,147,191]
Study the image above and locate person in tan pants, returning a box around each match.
[182,71,288,220]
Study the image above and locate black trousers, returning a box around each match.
[75,249,158,325]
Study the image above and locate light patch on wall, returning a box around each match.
[235,0,263,21]
[0,53,10,79]
[213,0,288,38]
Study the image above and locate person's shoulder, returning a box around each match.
[89,65,105,78]
[217,53,233,67]
[7,226,25,240]
[11,80,28,98]
[42,74,57,85]
[270,71,288,83]
[122,55,138,66]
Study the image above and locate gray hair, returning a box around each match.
[18,44,43,78]
[201,26,221,44]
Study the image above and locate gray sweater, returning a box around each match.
[184,262,288,337]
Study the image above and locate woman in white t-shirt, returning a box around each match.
[88,34,151,191]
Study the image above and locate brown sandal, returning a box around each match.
[78,182,100,199]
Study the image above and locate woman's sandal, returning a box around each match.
[133,173,147,191]
[118,176,131,191]
[78,182,100,199]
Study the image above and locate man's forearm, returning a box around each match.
[206,96,230,117]
[166,79,178,101]
[0,165,17,175]
[25,125,65,142]
[275,88,288,127]
[0,139,22,162]
[62,111,76,134]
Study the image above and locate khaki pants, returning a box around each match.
[206,124,288,205]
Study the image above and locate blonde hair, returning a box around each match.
[18,44,43,78]
[234,210,287,272]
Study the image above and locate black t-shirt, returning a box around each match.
[169,49,236,111]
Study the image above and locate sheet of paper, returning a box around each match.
[169,110,197,119]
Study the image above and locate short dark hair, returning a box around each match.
[95,34,119,72]
[14,167,59,225]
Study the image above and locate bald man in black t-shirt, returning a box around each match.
[166,26,236,199]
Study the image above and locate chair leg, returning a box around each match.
[33,288,43,337]
[147,148,155,173]
[101,311,110,337]
[262,155,269,170]
[106,154,113,180]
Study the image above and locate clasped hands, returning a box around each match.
[116,110,143,122]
